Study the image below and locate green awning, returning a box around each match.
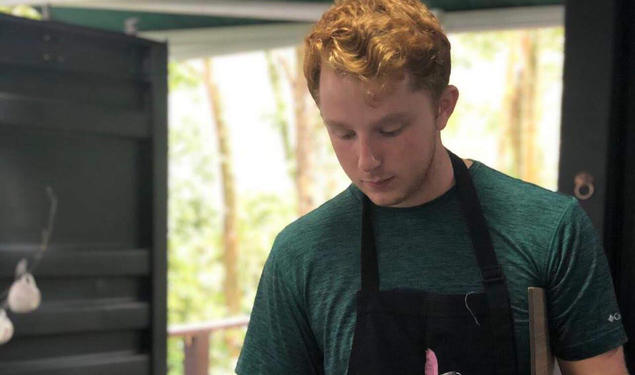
[38,7,286,33]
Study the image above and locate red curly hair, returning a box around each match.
[304,0,451,104]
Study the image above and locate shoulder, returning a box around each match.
[470,161,578,230]
[468,161,589,283]
[270,186,361,268]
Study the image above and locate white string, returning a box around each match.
[0,187,57,309]
[464,291,480,326]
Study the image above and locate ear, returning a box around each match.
[435,85,459,131]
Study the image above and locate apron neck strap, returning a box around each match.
[447,150,502,283]
[361,195,379,292]
[447,150,519,374]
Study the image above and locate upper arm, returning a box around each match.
[558,346,629,375]
[546,201,627,360]
[236,238,323,374]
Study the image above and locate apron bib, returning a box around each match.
[347,150,518,375]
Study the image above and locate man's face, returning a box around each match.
[318,66,457,207]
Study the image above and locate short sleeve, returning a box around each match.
[236,235,324,374]
[545,199,628,360]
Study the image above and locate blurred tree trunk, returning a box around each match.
[519,31,539,183]
[202,58,240,354]
[267,46,316,216]
[501,31,539,183]
[501,37,521,176]
[265,51,295,177]
[293,46,315,216]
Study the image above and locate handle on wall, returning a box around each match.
[574,172,595,200]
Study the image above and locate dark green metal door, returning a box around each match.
[0,13,167,375]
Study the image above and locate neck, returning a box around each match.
[421,143,455,203]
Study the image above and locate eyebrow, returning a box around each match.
[323,112,411,129]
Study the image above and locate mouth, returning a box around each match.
[363,176,394,188]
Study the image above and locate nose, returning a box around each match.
[358,136,381,172]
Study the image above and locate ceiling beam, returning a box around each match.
[437,5,564,32]
[134,5,563,59]
[0,1,564,26]
[139,22,314,60]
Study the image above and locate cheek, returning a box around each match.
[391,133,434,166]
[389,136,416,157]
[331,141,357,170]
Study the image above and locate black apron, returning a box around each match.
[347,150,518,375]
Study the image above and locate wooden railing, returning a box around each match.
[168,316,250,375]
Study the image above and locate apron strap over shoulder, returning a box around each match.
[361,196,379,292]
[448,150,518,375]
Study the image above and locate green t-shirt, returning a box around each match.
[236,161,627,374]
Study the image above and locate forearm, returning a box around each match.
[558,346,629,375]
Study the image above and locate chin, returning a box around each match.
[365,192,404,207]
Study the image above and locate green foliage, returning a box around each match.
[448,27,564,189]
[167,108,219,374]
[451,31,513,69]
[0,5,41,19]
[168,61,201,92]
[264,50,296,178]
[167,59,296,374]
[167,338,185,375]
[168,62,219,374]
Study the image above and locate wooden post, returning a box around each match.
[528,287,560,375]
[184,333,210,375]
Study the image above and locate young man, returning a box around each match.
[237,0,628,374]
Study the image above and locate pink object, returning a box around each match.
[425,349,439,375]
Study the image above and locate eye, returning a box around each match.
[338,131,355,140]
[329,127,355,140]
[379,126,403,137]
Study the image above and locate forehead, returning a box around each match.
[318,66,407,105]
[318,65,433,121]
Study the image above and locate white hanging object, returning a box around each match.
[0,309,14,344]
[15,258,27,278]
[8,273,41,313]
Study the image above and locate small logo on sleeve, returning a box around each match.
[608,313,622,323]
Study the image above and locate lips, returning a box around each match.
[363,176,394,187]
